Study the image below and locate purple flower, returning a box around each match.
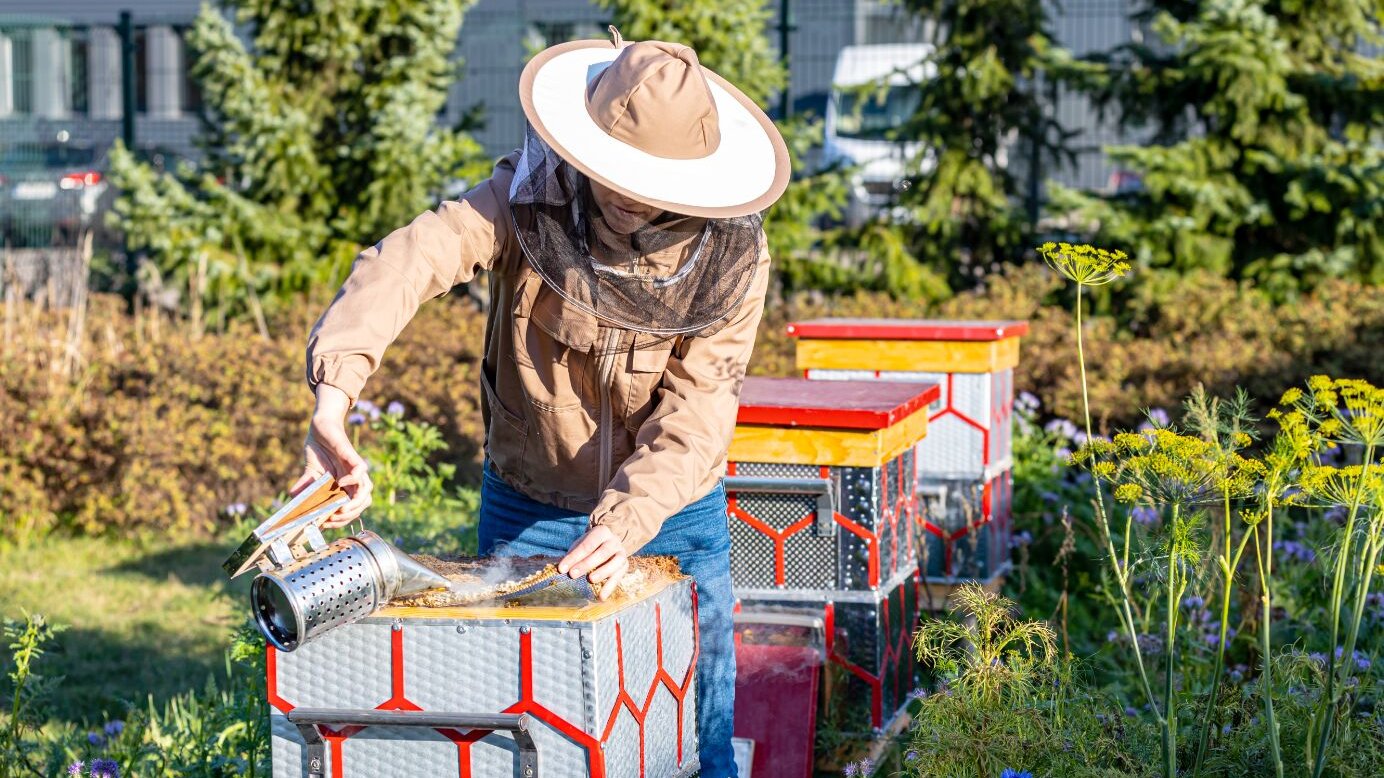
[1221,722,1232,735]
[905,750,919,763]
[90,759,120,778]
[1000,770,1034,778]
[224,502,248,517]
[1131,505,1160,525]
[1273,540,1316,564]
[103,720,124,738]
[1045,419,1079,441]
[842,763,859,777]
[1182,595,1205,610]
[1106,630,1120,643]
[87,731,104,747]
[386,400,405,416]
[1009,531,1032,549]
[1125,706,1138,717]
[859,758,874,773]
[1147,408,1170,427]
[347,412,367,426]
[66,762,84,777]
[908,687,928,700]
[1017,392,1040,412]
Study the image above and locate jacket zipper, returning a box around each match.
[595,327,621,493]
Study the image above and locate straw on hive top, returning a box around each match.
[391,554,684,608]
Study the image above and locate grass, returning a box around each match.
[0,535,251,726]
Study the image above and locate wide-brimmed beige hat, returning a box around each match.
[518,28,791,219]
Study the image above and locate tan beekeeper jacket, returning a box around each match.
[306,153,769,552]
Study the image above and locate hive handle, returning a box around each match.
[723,475,838,537]
[286,708,540,778]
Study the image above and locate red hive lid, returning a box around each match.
[736,377,940,430]
[786,318,1030,341]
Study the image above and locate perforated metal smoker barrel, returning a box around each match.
[252,532,400,652]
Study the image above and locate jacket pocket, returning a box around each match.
[623,341,676,432]
[479,365,527,473]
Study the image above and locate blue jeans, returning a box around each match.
[479,463,738,778]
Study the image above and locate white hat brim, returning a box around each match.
[519,40,791,218]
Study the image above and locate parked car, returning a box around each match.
[0,141,110,248]
[822,43,934,228]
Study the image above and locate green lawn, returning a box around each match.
[0,535,251,726]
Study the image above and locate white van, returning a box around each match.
[823,43,934,227]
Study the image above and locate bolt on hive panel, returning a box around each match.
[267,576,698,778]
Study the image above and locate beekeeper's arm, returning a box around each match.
[295,153,519,524]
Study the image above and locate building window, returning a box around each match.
[134,27,148,113]
[176,26,202,113]
[11,30,33,114]
[65,27,90,115]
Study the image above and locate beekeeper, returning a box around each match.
[292,28,788,777]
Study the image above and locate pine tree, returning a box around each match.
[895,0,1078,289]
[108,0,486,325]
[1050,0,1384,294]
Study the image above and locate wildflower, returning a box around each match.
[905,750,919,763]
[908,687,928,700]
[1045,418,1079,441]
[1000,769,1034,778]
[1040,489,1061,504]
[1009,531,1032,549]
[842,763,859,777]
[386,400,405,416]
[1228,668,1244,683]
[347,412,367,426]
[104,720,124,738]
[67,762,85,777]
[1182,595,1205,610]
[87,731,104,747]
[90,759,120,778]
[1106,630,1120,643]
[859,759,874,774]
[1222,722,1232,735]
[1125,706,1138,717]
[1353,650,1372,671]
[1139,408,1171,431]
[1037,241,1131,287]
[1309,652,1328,667]
[1131,505,1159,525]
[224,502,248,517]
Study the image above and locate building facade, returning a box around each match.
[0,0,1134,202]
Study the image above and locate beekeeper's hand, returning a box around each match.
[559,525,629,601]
[290,384,373,528]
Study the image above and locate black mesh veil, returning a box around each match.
[508,124,763,348]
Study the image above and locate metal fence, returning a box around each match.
[0,0,1142,258]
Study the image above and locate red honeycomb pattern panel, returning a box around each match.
[726,457,918,590]
[822,572,920,729]
[918,470,1013,578]
[267,591,700,778]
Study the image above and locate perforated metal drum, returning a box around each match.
[251,531,445,652]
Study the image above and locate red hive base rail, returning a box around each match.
[267,592,700,778]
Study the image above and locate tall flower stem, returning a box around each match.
[1312,442,1377,777]
[1163,503,1185,778]
[1074,284,1163,734]
[1252,495,1285,778]
[1193,492,1254,776]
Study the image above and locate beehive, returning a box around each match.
[267,575,698,778]
[734,567,920,732]
[724,377,939,594]
[918,469,1013,586]
[787,318,1028,480]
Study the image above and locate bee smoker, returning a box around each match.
[223,473,452,651]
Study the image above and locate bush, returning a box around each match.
[3,267,1382,541]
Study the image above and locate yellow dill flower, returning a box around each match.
[1279,388,1304,406]
[1114,483,1143,503]
[1239,508,1265,527]
[1093,461,1117,479]
[1232,432,1252,447]
[1036,242,1131,287]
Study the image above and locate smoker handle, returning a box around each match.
[723,475,837,537]
[286,708,540,778]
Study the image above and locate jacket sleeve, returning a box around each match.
[305,154,518,403]
[588,240,771,553]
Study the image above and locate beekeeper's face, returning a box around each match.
[589,179,663,235]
